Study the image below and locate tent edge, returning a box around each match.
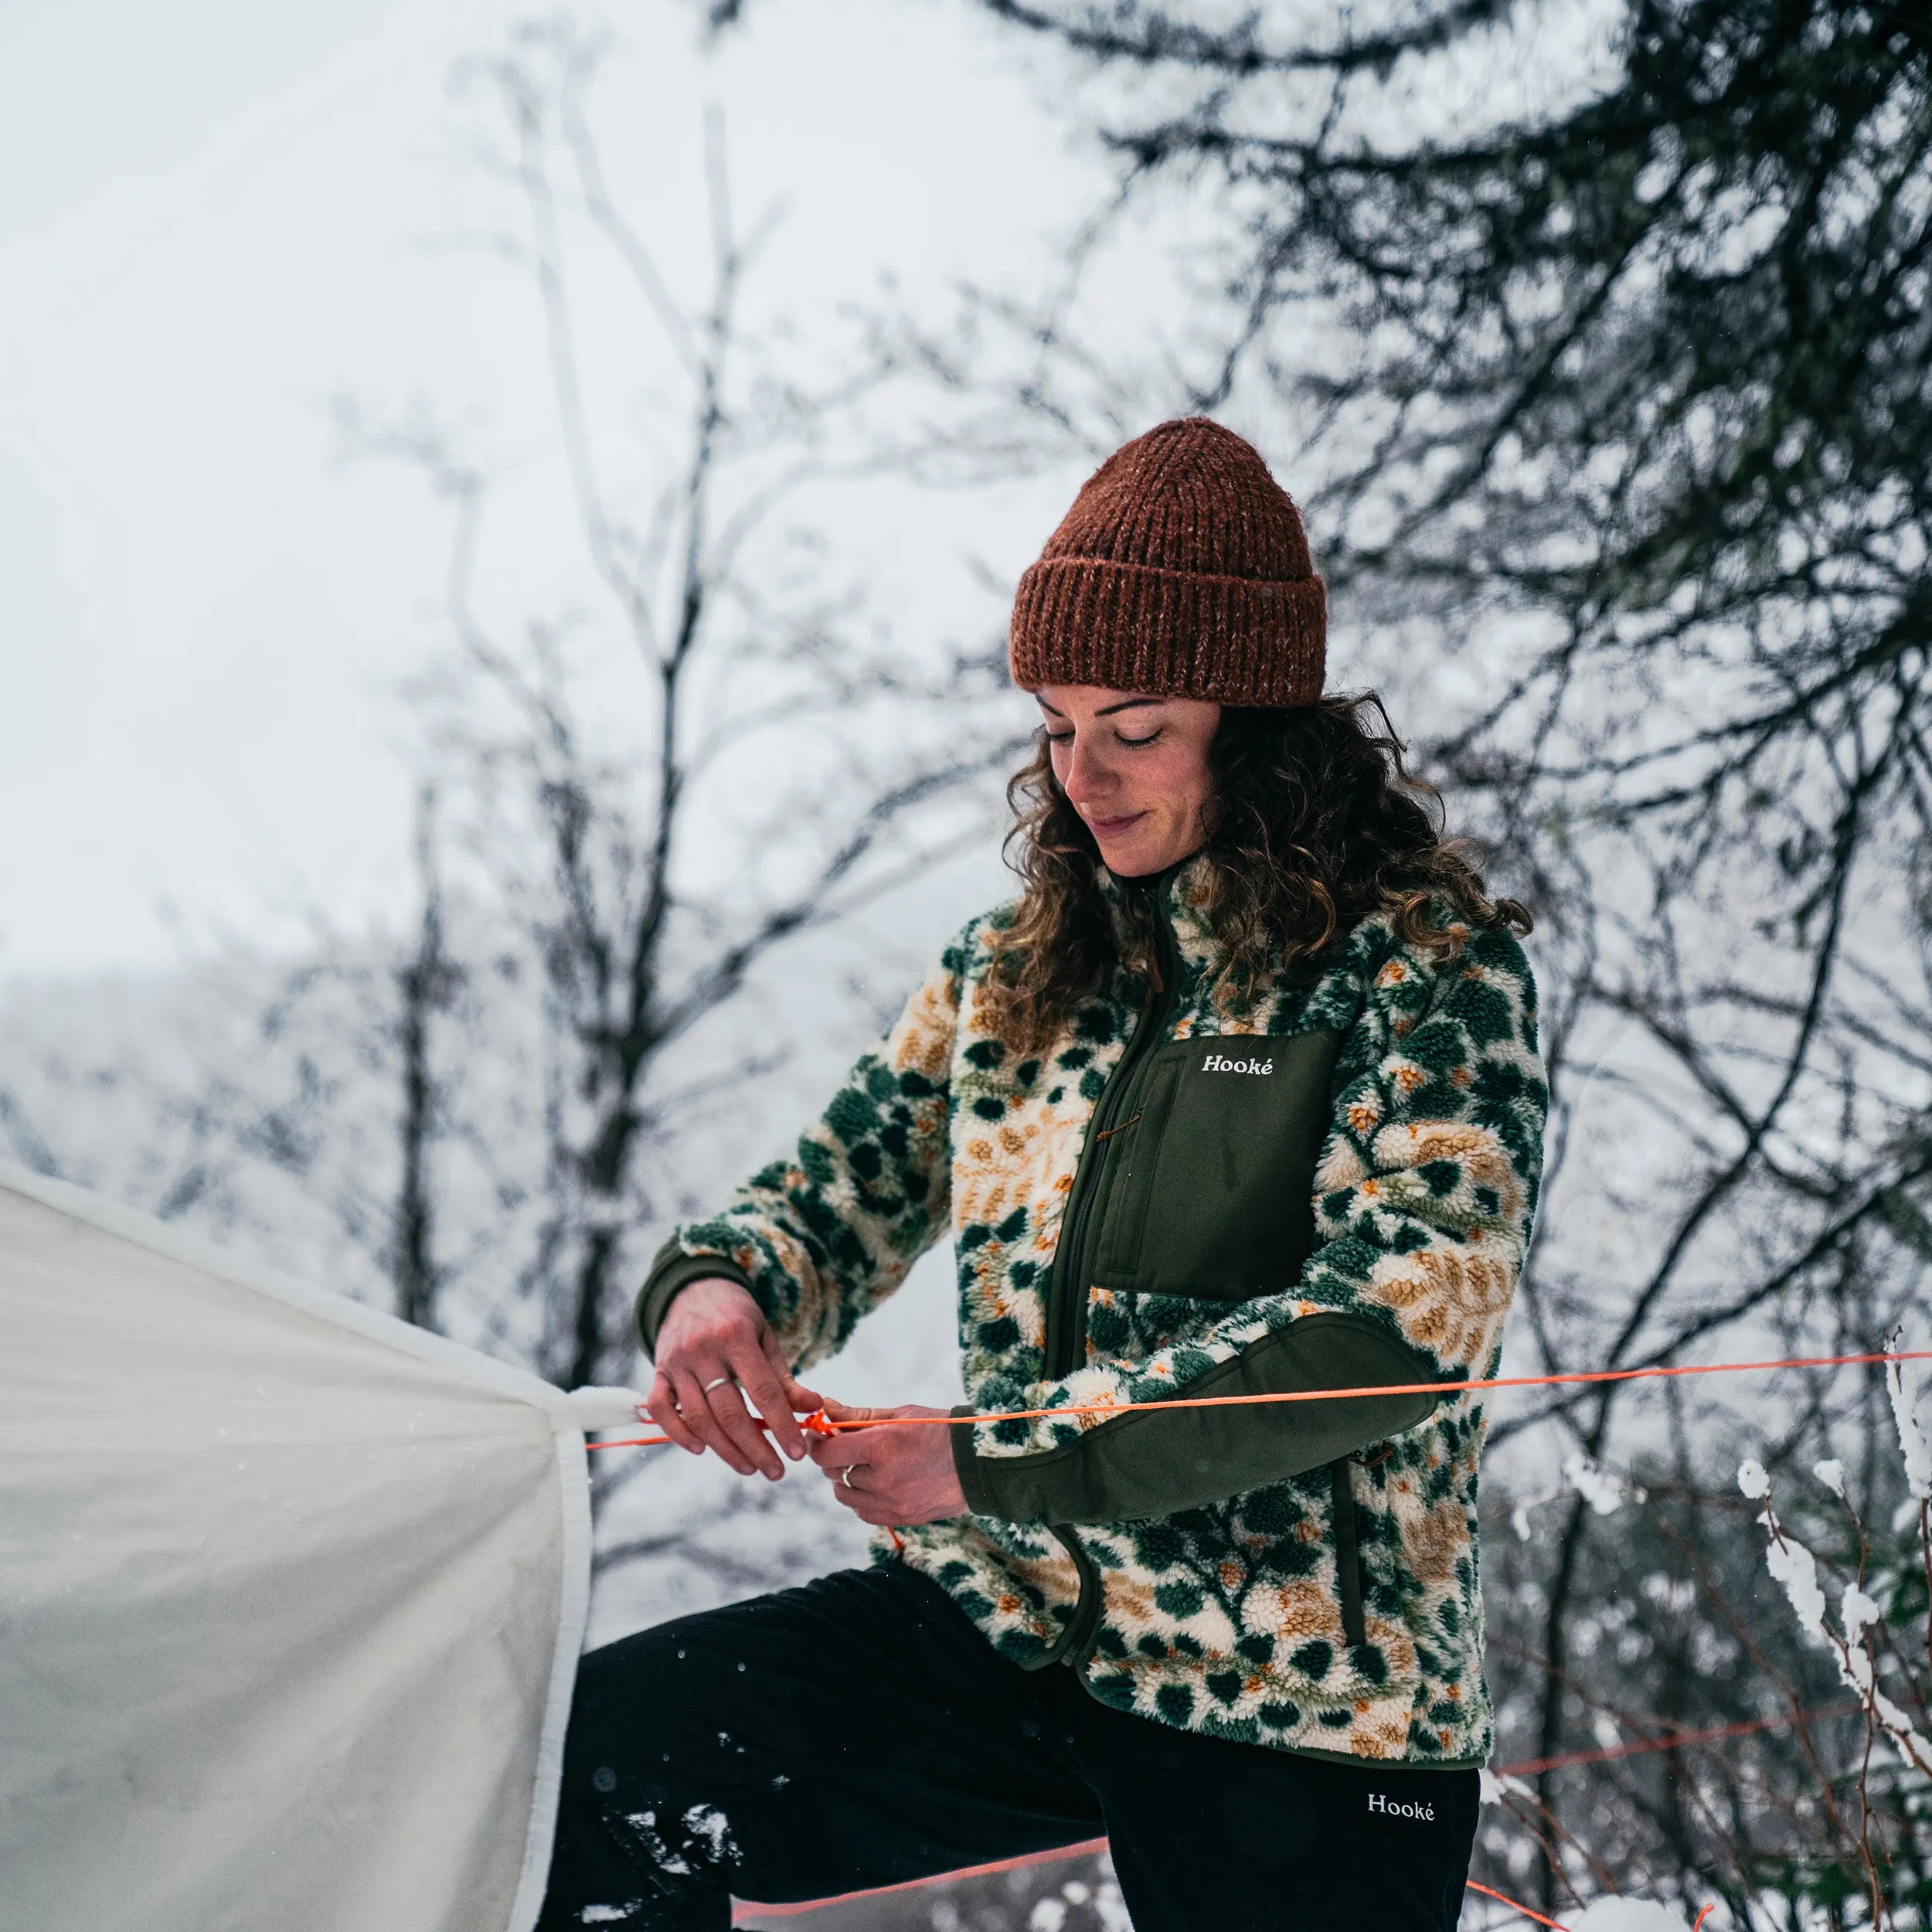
[505,1425,593,1932]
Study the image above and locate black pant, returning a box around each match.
[539,1561,1479,1930]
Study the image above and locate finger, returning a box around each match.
[671,1368,757,1477]
[845,1488,901,1528]
[815,1395,894,1427]
[806,1401,906,1468]
[731,1347,808,1464]
[759,1329,821,1418]
[808,1422,881,1471]
[809,1435,861,1473]
[813,1432,903,1495]
[824,1462,887,1523]
[822,1454,908,1527]
[645,1369,702,1455]
[700,1376,786,1481]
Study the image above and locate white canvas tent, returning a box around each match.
[0,1159,638,1932]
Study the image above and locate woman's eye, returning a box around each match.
[1118,730,1163,748]
[1043,730,1074,746]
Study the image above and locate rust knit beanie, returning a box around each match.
[1008,416,1326,708]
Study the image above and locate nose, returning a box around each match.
[1060,734,1114,811]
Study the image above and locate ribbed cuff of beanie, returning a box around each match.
[1009,556,1325,708]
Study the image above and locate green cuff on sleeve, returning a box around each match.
[634,1243,756,1359]
[950,1403,1001,1518]
[952,1311,1440,1526]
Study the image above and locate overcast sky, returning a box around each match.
[0,0,1129,978]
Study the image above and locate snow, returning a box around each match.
[1565,1902,1696,1930]
[611,1802,740,1883]
[1564,1454,1642,1515]
[1024,1875,1132,1932]
[1760,1522,1828,1645]
[1841,1584,1882,1645]
[1886,1352,1932,1501]
[621,1811,691,1877]
[1745,1454,1932,1781]
[1735,1458,1769,1500]
[681,1803,739,1867]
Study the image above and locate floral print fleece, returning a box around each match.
[638,853,1547,1769]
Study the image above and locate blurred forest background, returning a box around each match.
[4,1,1930,1925]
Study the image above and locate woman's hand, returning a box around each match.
[808,1396,968,1526]
[647,1278,821,1481]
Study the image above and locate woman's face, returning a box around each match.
[1036,682,1223,879]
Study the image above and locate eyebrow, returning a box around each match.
[1036,696,1166,719]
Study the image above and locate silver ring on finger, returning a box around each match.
[840,1466,856,1491]
[702,1374,733,1394]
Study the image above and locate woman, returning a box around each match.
[539,417,1548,1931]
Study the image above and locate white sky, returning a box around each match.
[0,0,1126,978]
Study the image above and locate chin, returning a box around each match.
[1096,836,1165,879]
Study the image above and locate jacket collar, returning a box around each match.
[1094,846,1219,979]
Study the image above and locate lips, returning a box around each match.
[1086,811,1146,836]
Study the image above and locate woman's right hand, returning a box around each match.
[646,1278,821,1480]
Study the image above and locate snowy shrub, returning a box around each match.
[1731,1342,1932,1927]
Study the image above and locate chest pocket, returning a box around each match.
[1087,1029,1345,1302]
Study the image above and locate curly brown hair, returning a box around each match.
[976,691,1532,1053]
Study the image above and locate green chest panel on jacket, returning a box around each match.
[1087,1029,1345,1302]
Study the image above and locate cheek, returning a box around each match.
[1149,747,1213,817]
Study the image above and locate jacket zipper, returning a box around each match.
[1037,866,1182,1669]
[1045,873,1182,1378]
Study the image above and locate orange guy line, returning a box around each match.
[1464,1879,1573,1929]
[734,1863,1581,1928]
[730,1836,1108,1920]
[591,1347,1932,1451]
[1498,1700,1865,1778]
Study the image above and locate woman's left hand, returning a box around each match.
[809,1397,968,1526]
